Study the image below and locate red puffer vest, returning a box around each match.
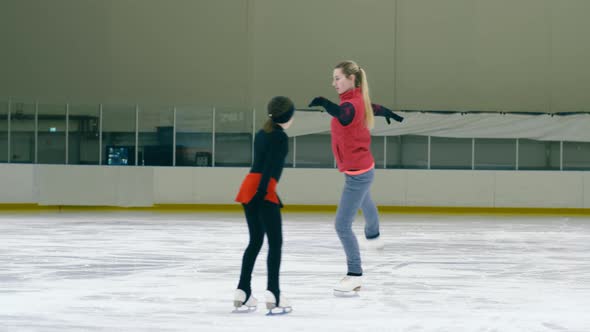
[330,87,374,172]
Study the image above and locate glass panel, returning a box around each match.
[518,139,560,170]
[371,136,385,169]
[102,105,136,166]
[431,137,472,169]
[385,136,402,168]
[214,107,253,167]
[0,101,7,163]
[68,104,100,165]
[9,102,35,163]
[475,138,516,170]
[563,141,590,170]
[176,106,213,167]
[37,103,66,164]
[294,133,333,168]
[285,137,294,167]
[138,106,173,166]
[403,135,429,169]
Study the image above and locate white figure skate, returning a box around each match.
[333,275,362,297]
[264,290,292,316]
[361,235,384,251]
[232,289,257,313]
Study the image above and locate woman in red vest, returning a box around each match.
[233,96,294,315]
[308,60,403,295]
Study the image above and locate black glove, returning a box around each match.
[308,96,329,108]
[384,109,404,124]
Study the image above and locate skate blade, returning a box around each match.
[333,287,361,298]
[231,305,257,314]
[265,306,293,316]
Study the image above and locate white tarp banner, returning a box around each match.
[290,111,590,142]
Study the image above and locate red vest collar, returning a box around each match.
[339,87,362,101]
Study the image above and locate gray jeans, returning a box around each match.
[334,168,380,275]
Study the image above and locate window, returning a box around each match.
[563,141,590,170]
[518,139,559,170]
[102,105,136,166]
[431,137,472,169]
[175,106,213,167]
[475,138,515,170]
[294,133,333,168]
[214,107,253,167]
[138,106,174,166]
[371,136,385,169]
[9,102,35,163]
[0,101,7,163]
[389,135,428,169]
[37,103,66,164]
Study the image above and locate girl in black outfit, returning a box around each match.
[233,96,295,314]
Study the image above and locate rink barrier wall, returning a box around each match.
[0,164,589,213]
[1,204,590,216]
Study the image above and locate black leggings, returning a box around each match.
[237,200,283,301]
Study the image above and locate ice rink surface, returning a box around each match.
[1,211,589,332]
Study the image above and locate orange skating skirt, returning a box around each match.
[235,173,279,204]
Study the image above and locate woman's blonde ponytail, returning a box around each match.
[359,68,374,130]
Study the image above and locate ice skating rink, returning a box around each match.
[1,211,589,332]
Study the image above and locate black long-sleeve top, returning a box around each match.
[250,125,289,195]
[323,102,404,126]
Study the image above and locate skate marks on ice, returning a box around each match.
[340,215,590,330]
[282,215,590,330]
[1,213,590,331]
[0,213,247,331]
